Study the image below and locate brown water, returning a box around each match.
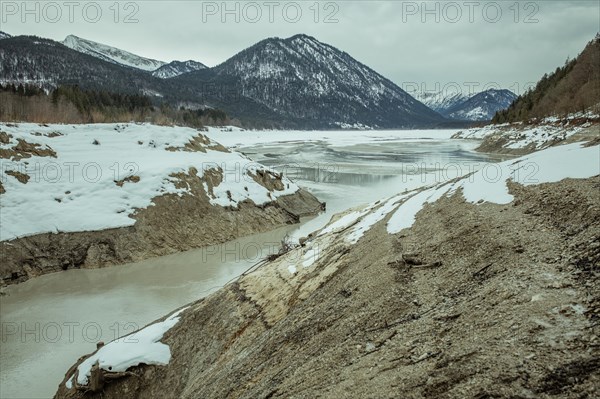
[0,225,297,399]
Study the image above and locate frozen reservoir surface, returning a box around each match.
[208,128,508,241]
[0,129,503,398]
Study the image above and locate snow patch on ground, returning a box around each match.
[387,143,600,234]
[453,111,599,150]
[542,110,600,123]
[73,307,188,387]
[318,208,374,237]
[345,193,413,244]
[65,376,74,389]
[454,123,586,149]
[302,247,319,268]
[387,184,455,234]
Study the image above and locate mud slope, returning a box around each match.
[56,170,599,396]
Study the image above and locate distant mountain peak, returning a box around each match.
[62,34,167,72]
[286,33,320,43]
[446,89,517,121]
[412,90,471,113]
[152,60,207,79]
[413,88,516,121]
[206,34,443,128]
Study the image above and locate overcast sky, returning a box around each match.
[3,1,599,96]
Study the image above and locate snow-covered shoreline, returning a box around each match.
[0,122,324,287]
[452,111,599,154]
[285,141,599,263]
[0,123,300,241]
[386,142,598,235]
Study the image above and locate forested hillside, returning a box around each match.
[493,34,600,123]
[0,84,229,127]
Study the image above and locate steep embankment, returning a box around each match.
[0,123,323,286]
[56,142,600,398]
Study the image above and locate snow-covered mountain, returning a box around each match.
[445,89,517,121]
[61,35,207,78]
[2,32,447,128]
[62,35,167,72]
[0,31,11,40]
[412,90,470,114]
[179,34,444,128]
[0,35,163,93]
[152,60,207,79]
[413,88,517,121]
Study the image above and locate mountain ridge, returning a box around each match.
[412,90,470,114]
[152,60,207,79]
[189,33,445,128]
[62,35,167,72]
[414,88,517,121]
[0,32,500,128]
[62,35,208,79]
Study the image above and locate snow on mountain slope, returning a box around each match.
[62,35,166,71]
[152,60,207,79]
[61,35,206,77]
[0,31,11,40]
[446,89,517,121]
[0,123,300,241]
[2,32,444,128]
[0,35,167,96]
[207,34,444,128]
[412,88,517,121]
[411,89,470,114]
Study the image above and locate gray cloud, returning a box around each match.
[3,1,598,96]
